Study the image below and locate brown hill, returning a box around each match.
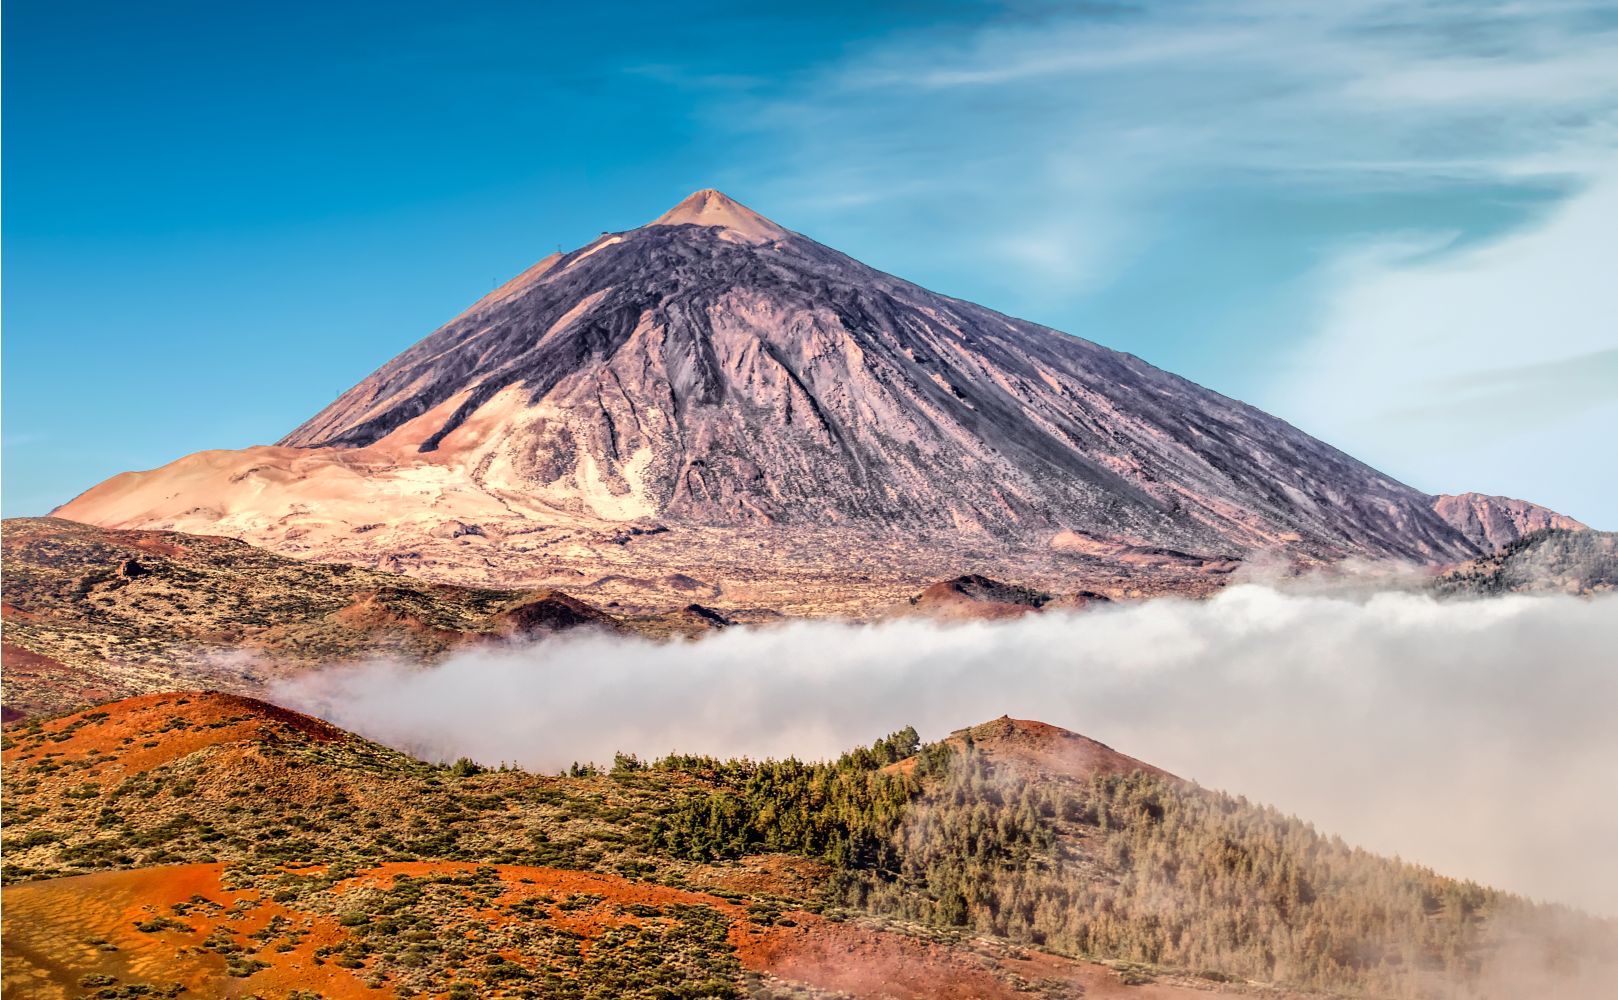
[0,694,1303,999]
[1432,492,1588,552]
[0,643,110,722]
[951,715,1173,782]
[55,188,1508,602]
[0,691,351,779]
[493,591,624,636]
[904,573,1115,620]
[908,574,1052,619]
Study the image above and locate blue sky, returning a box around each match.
[5,0,1616,525]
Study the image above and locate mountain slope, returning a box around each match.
[948,715,1170,781]
[1431,491,1588,552]
[57,190,1488,585]
[1435,527,1617,596]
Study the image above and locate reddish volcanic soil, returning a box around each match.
[952,715,1175,783]
[688,853,834,897]
[1431,492,1587,552]
[3,861,1259,1000]
[0,691,348,777]
[1,864,369,1000]
[0,692,1349,999]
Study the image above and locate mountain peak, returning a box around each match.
[647,188,790,243]
[57,185,1491,581]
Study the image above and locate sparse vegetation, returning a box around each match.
[0,517,724,721]
[4,695,1614,998]
[1435,528,1617,596]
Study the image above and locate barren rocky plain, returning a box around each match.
[6,515,1611,726]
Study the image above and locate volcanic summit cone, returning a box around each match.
[57,189,1484,590]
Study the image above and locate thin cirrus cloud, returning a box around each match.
[1280,168,1618,524]
[1385,348,1618,432]
[741,2,1618,213]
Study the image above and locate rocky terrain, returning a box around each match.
[55,190,1539,601]
[11,515,1609,727]
[2,517,1236,723]
[1430,493,1587,553]
[7,692,1612,999]
[903,574,1056,619]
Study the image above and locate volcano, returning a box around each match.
[57,189,1498,595]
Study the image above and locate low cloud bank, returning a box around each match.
[272,585,1618,914]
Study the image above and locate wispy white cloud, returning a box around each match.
[1276,167,1618,524]
[1340,48,1618,107]
[696,0,1618,521]
[749,0,1618,204]
[707,0,1618,318]
[1385,349,1618,430]
[863,26,1260,90]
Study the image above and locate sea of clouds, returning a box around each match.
[273,584,1618,915]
